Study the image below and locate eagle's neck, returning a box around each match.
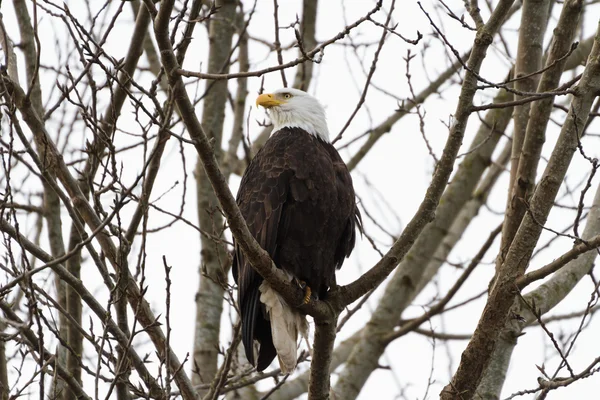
[270,107,330,142]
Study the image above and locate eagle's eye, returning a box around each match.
[283,93,292,99]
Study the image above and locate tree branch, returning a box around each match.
[176,1,382,81]
[308,316,338,400]
[0,301,92,400]
[192,0,238,390]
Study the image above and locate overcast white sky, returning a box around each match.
[3,0,600,398]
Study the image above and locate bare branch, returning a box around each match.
[177,1,383,81]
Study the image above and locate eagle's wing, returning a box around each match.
[326,148,363,270]
[232,139,292,370]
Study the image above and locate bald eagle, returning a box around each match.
[232,88,360,373]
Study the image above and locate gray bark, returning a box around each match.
[193,0,238,390]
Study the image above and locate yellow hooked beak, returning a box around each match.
[256,93,284,108]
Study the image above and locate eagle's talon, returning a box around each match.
[303,286,312,304]
[294,279,311,304]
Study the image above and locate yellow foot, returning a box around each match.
[295,279,312,304]
[303,286,312,304]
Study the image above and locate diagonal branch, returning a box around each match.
[333,0,516,309]
[149,0,332,318]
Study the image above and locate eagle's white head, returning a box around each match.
[256,88,330,142]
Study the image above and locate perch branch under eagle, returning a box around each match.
[232,88,361,373]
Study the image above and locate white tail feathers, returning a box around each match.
[259,276,308,374]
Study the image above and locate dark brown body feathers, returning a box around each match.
[232,127,360,371]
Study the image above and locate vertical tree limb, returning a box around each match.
[499,0,552,267]
[261,331,361,400]
[512,0,583,235]
[292,0,318,91]
[222,15,249,181]
[308,314,338,400]
[192,0,237,391]
[0,321,7,400]
[10,1,72,395]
